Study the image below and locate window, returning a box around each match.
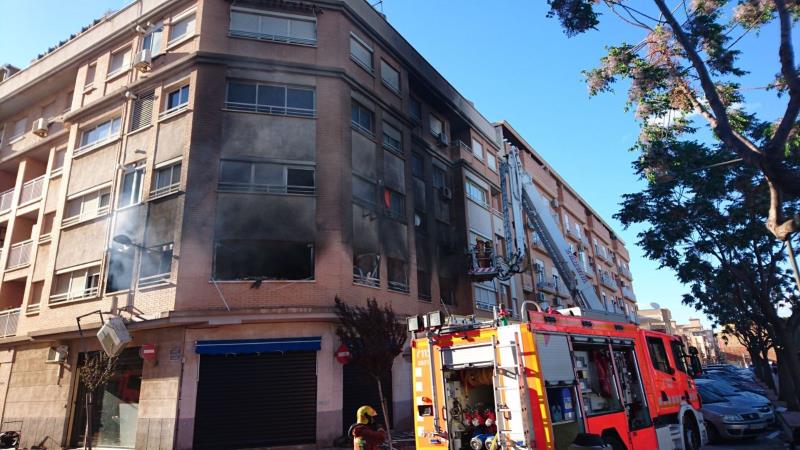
[219,160,314,195]
[169,13,195,44]
[433,166,447,189]
[78,117,121,152]
[84,64,96,88]
[383,188,405,220]
[164,85,189,113]
[535,260,545,283]
[350,34,373,71]
[152,162,182,198]
[141,23,164,53]
[107,48,130,77]
[380,60,400,92]
[440,277,455,305]
[670,340,688,373]
[387,258,409,293]
[11,117,26,140]
[411,154,424,179]
[409,97,421,122]
[226,81,315,117]
[382,122,402,154]
[465,180,488,206]
[417,270,431,301]
[487,152,497,172]
[52,149,66,172]
[647,337,673,374]
[429,114,443,137]
[474,284,496,311]
[471,139,484,160]
[353,176,377,208]
[63,188,111,227]
[230,9,316,45]
[215,239,314,280]
[351,102,373,135]
[139,243,174,286]
[574,342,623,417]
[50,266,101,303]
[129,90,155,131]
[106,243,134,293]
[563,213,571,230]
[118,166,144,208]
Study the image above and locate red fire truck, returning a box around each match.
[407,146,707,449]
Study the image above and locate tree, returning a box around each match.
[545,0,800,285]
[77,352,118,450]
[614,138,800,408]
[334,297,407,447]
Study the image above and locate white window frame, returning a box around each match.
[10,117,26,142]
[168,11,196,45]
[486,152,497,172]
[106,47,130,79]
[76,117,122,156]
[62,186,112,228]
[229,7,317,46]
[162,84,190,116]
[84,63,97,90]
[429,114,443,138]
[350,33,373,72]
[151,160,182,199]
[50,265,102,303]
[117,165,145,209]
[141,22,164,54]
[380,59,400,93]
[474,284,497,311]
[465,180,488,206]
[225,81,315,117]
[471,138,484,160]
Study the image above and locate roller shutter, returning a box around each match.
[535,334,575,385]
[193,351,317,449]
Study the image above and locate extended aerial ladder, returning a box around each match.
[469,145,630,323]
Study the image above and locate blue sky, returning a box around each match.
[1,1,789,328]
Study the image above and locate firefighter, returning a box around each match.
[349,405,386,450]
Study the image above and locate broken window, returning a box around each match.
[353,252,380,287]
[439,276,455,305]
[387,258,409,293]
[139,243,173,287]
[417,270,431,301]
[214,240,313,280]
[383,188,405,220]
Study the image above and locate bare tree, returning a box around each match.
[77,352,118,450]
[334,297,407,447]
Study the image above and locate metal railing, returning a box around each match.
[138,272,171,288]
[452,139,471,155]
[6,240,33,269]
[388,281,410,293]
[618,266,632,279]
[149,182,181,200]
[229,30,317,46]
[218,182,315,195]
[0,308,20,338]
[61,205,110,228]
[599,272,618,289]
[0,188,13,213]
[353,274,379,287]
[536,280,557,293]
[18,175,44,205]
[49,286,100,304]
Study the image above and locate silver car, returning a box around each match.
[697,383,771,441]
[695,379,774,423]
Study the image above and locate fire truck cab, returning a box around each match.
[409,310,706,450]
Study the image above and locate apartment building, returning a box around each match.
[0,1,638,449]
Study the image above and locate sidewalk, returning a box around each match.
[757,378,800,448]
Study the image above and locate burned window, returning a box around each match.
[219,160,314,195]
[439,276,455,305]
[106,244,134,293]
[387,258,409,293]
[214,240,314,280]
[139,243,173,287]
[353,176,377,209]
[353,252,380,287]
[432,166,447,189]
[383,188,405,220]
[417,270,431,301]
[411,153,424,179]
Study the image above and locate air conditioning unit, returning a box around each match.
[436,132,449,148]
[96,316,132,357]
[32,118,48,137]
[45,345,68,364]
[133,49,152,72]
[441,186,453,200]
[550,199,560,209]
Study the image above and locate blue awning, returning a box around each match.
[195,337,322,355]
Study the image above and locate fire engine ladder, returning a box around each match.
[491,332,534,449]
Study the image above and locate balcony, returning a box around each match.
[600,273,618,290]
[0,188,13,214]
[61,205,110,228]
[618,266,632,280]
[0,308,20,338]
[537,280,556,293]
[622,286,637,301]
[49,286,100,304]
[566,228,582,241]
[6,240,33,269]
[138,272,171,289]
[18,175,44,206]
[452,139,471,156]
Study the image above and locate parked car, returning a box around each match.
[695,379,774,423]
[697,384,771,442]
[702,370,766,395]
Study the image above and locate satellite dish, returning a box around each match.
[650,302,661,309]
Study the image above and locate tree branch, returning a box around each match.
[766,0,800,158]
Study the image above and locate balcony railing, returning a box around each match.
[353,274,379,288]
[388,281,410,294]
[618,266,632,279]
[6,240,33,269]
[622,286,637,301]
[452,139,471,155]
[61,205,110,228]
[0,308,20,338]
[537,280,556,293]
[0,188,13,213]
[149,182,181,200]
[138,272,171,288]
[18,175,45,205]
[49,286,100,304]
[600,273,618,289]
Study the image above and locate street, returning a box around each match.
[703,430,787,449]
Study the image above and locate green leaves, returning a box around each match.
[546,0,600,36]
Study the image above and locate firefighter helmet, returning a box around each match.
[356,405,378,424]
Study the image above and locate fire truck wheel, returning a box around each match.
[682,415,701,450]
